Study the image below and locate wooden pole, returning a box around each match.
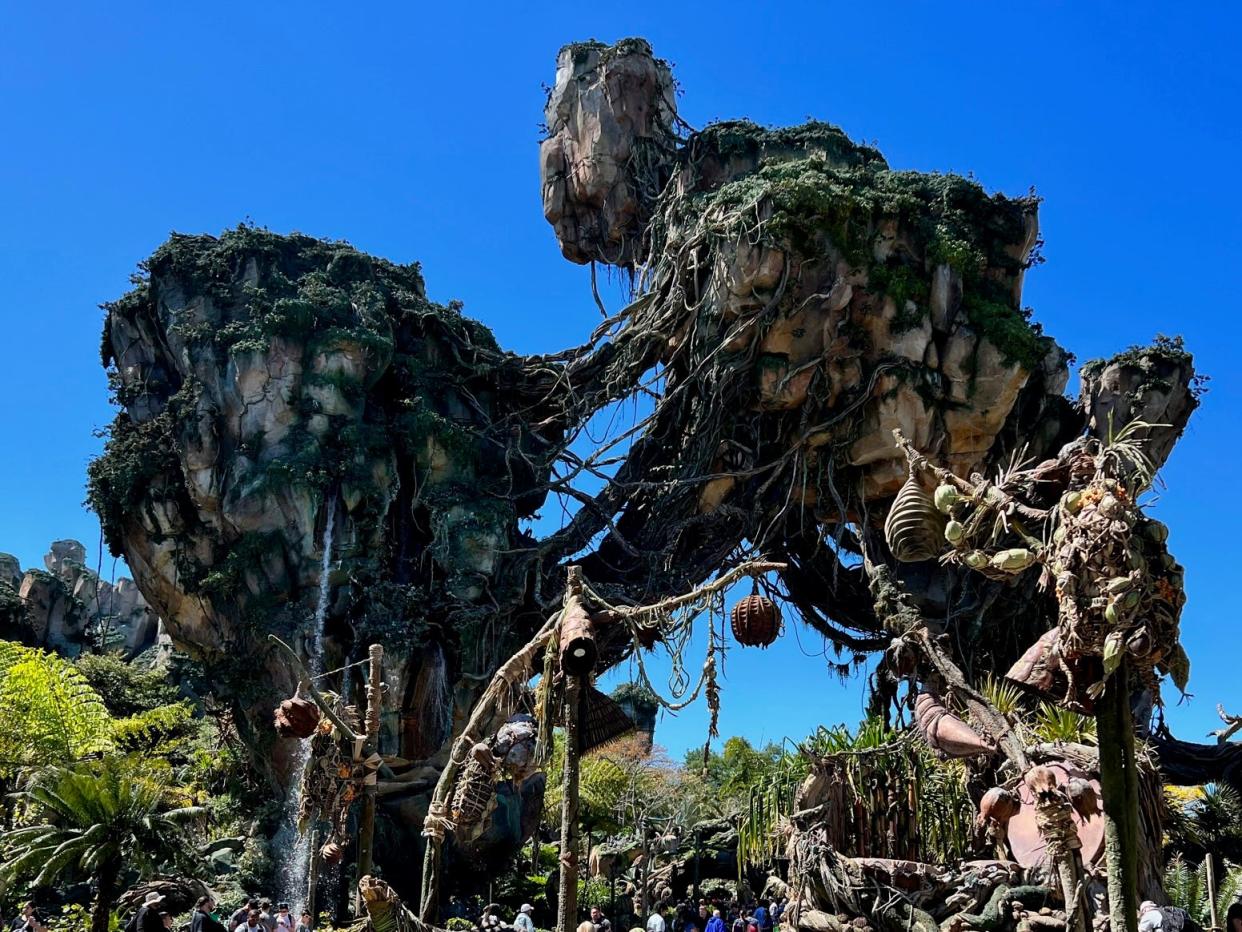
[1097,663,1139,932]
[419,612,562,923]
[355,643,384,914]
[1207,853,1220,931]
[557,671,583,932]
[639,823,650,922]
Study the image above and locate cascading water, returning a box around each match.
[276,500,336,910]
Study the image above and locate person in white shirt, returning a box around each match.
[647,912,666,932]
[514,905,536,932]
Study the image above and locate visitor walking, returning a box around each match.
[273,904,295,932]
[235,910,265,932]
[646,909,666,932]
[258,902,276,932]
[591,906,613,932]
[229,903,258,931]
[705,910,725,932]
[513,905,535,932]
[192,897,227,932]
[295,912,313,932]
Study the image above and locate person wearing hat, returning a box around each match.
[514,905,535,932]
[125,892,167,932]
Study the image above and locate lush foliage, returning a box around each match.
[0,642,114,772]
[1164,854,1242,926]
[76,652,181,717]
[0,758,206,932]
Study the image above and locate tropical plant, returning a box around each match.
[1164,853,1242,926]
[0,641,114,772]
[75,652,181,717]
[0,758,206,932]
[1031,702,1097,744]
[1164,783,1242,867]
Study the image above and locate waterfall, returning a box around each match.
[277,500,336,911]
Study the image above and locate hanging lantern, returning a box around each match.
[559,602,599,676]
[320,841,344,865]
[884,473,946,562]
[274,695,321,739]
[730,586,780,648]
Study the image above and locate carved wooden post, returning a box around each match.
[557,566,586,932]
[356,643,384,913]
[557,670,583,932]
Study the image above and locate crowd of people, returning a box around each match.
[454,895,789,932]
[120,894,314,932]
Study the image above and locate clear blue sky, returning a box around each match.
[2,2,1239,757]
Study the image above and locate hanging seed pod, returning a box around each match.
[1023,765,1059,796]
[963,550,989,570]
[1066,777,1100,820]
[451,742,497,828]
[274,696,321,739]
[944,520,966,546]
[914,692,993,758]
[976,786,1022,829]
[320,841,345,865]
[1126,626,1153,658]
[1061,491,1083,514]
[934,484,960,513]
[731,590,781,648]
[990,548,1036,574]
[884,474,947,562]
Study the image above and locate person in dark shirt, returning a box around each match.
[191,897,227,932]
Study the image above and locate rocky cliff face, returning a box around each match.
[84,38,1200,901]
[0,539,161,658]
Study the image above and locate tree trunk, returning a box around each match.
[557,673,583,932]
[1097,664,1139,932]
[93,861,121,932]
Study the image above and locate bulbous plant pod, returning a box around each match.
[730,593,781,647]
[914,691,993,758]
[1006,762,1104,870]
[559,601,599,676]
[976,786,1022,831]
[1066,777,1100,820]
[450,742,497,828]
[274,695,321,739]
[320,840,345,865]
[884,475,947,562]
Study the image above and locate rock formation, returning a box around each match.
[86,36,1213,907]
[0,539,161,657]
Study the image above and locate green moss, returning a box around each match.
[961,292,1049,372]
[691,119,887,171]
[86,382,199,556]
[197,531,284,599]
